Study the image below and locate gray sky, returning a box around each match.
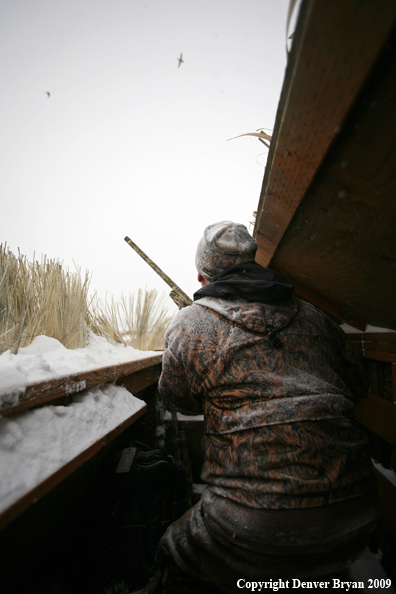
[0,0,294,311]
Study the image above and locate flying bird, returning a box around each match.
[177,53,184,68]
[45,91,51,98]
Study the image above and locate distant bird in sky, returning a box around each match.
[177,53,184,68]
[45,91,51,98]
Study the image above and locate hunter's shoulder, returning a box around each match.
[165,301,217,339]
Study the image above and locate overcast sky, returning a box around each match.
[0,0,295,311]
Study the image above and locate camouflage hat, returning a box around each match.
[195,221,258,280]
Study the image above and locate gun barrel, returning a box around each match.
[124,236,192,306]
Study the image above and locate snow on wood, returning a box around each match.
[0,331,162,528]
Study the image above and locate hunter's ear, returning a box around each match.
[197,273,205,283]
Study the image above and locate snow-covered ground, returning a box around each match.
[0,331,158,516]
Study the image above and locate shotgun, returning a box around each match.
[124,236,192,307]
[125,236,194,494]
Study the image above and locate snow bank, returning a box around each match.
[0,383,145,514]
[0,331,158,516]
[0,330,156,406]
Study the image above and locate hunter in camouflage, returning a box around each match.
[157,221,379,592]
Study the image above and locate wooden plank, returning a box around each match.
[347,334,364,342]
[351,347,364,358]
[116,363,162,395]
[363,333,396,343]
[374,467,396,540]
[0,354,163,416]
[364,351,396,364]
[254,0,396,331]
[0,404,147,531]
[355,393,396,447]
[366,361,384,399]
[0,357,163,530]
[363,342,396,354]
[285,275,366,330]
[393,364,396,402]
[268,40,396,329]
[254,0,396,266]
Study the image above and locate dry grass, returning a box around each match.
[0,244,174,354]
[89,288,174,351]
[228,129,272,148]
[0,244,90,354]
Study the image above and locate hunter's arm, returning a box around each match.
[158,313,204,414]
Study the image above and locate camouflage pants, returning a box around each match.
[159,488,380,594]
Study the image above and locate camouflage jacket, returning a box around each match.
[158,292,376,510]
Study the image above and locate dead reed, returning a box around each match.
[0,244,91,354]
[0,245,173,354]
[228,129,272,148]
[89,288,174,351]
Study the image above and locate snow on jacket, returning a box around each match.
[158,268,376,510]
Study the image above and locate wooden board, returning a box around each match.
[360,334,396,343]
[0,355,163,530]
[393,364,396,401]
[364,352,396,364]
[255,0,396,264]
[254,0,396,330]
[290,278,366,330]
[0,404,146,531]
[374,467,396,540]
[350,333,396,362]
[116,363,162,394]
[0,354,162,415]
[355,394,396,448]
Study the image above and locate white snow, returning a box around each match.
[164,410,203,421]
[0,331,160,516]
[0,330,156,404]
[341,323,396,334]
[372,459,396,488]
[345,548,396,593]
